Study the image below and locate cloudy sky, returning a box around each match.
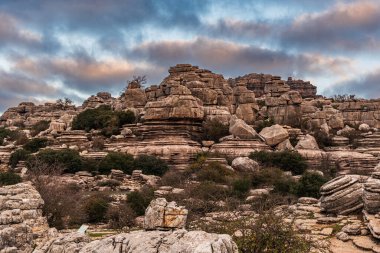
[0,0,380,113]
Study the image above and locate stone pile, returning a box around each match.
[320,175,364,215]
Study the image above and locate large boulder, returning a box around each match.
[295,134,319,150]
[38,230,238,253]
[0,182,49,252]
[363,172,380,214]
[231,157,259,172]
[259,124,289,146]
[229,115,257,139]
[144,198,188,230]
[320,175,364,215]
[33,233,90,253]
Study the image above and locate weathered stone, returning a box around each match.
[33,233,90,253]
[295,134,319,150]
[336,232,350,242]
[144,198,188,230]
[259,124,289,146]
[320,175,364,215]
[364,172,380,214]
[229,116,257,139]
[231,157,259,172]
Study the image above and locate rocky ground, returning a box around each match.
[1,64,380,252]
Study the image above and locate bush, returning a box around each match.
[23,138,49,152]
[195,162,234,184]
[72,105,135,137]
[83,194,110,223]
[97,179,121,188]
[273,176,298,195]
[202,119,229,142]
[232,178,251,198]
[31,120,50,136]
[9,149,31,168]
[98,152,134,174]
[160,169,191,188]
[0,127,12,145]
[106,202,136,230]
[251,167,285,188]
[11,131,29,145]
[133,155,168,176]
[296,172,328,198]
[249,150,308,175]
[188,181,231,202]
[30,149,83,173]
[81,158,99,173]
[0,172,22,186]
[313,130,332,148]
[126,187,154,216]
[92,137,105,150]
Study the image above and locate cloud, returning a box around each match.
[326,69,380,98]
[281,0,380,52]
[129,37,352,78]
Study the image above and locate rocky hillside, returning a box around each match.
[1,64,380,252]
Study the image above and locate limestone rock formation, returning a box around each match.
[144,198,188,230]
[295,134,319,150]
[363,172,380,214]
[231,157,259,172]
[0,182,49,252]
[259,124,289,146]
[39,230,238,253]
[229,116,257,139]
[320,175,364,215]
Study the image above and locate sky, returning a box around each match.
[1,0,380,113]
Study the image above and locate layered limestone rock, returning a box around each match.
[337,100,380,128]
[295,134,319,150]
[82,92,115,109]
[363,172,380,214]
[119,81,147,109]
[320,175,364,215]
[144,198,188,230]
[259,124,289,146]
[0,182,49,252]
[229,116,257,139]
[37,230,238,253]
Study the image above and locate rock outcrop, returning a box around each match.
[364,172,380,214]
[320,175,364,215]
[0,182,49,252]
[229,116,257,139]
[144,198,188,230]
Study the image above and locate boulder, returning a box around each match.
[363,172,380,214]
[231,157,259,172]
[359,123,371,132]
[77,230,237,253]
[259,124,289,146]
[320,175,364,215]
[295,134,319,150]
[144,198,188,230]
[33,233,90,253]
[275,139,294,151]
[229,116,257,139]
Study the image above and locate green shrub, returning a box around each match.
[232,178,251,198]
[31,120,50,137]
[97,179,121,188]
[249,150,307,175]
[98,152,134,174]
[196,162,234,184]
[296,172,328,198]
[188,181,231,201]
[72,105,135,137]
[81,158,99,173]
[83,194,110,223]
[202,119,229,142]
[0,172,22,186]
[273,176,298,195]
[251,167,285,188]
[0,127,12,145]
[23,138,49,152]
[9,149,31,168]
[30,149,82,173]
[126,187,154,216]
[133,155,168,176]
